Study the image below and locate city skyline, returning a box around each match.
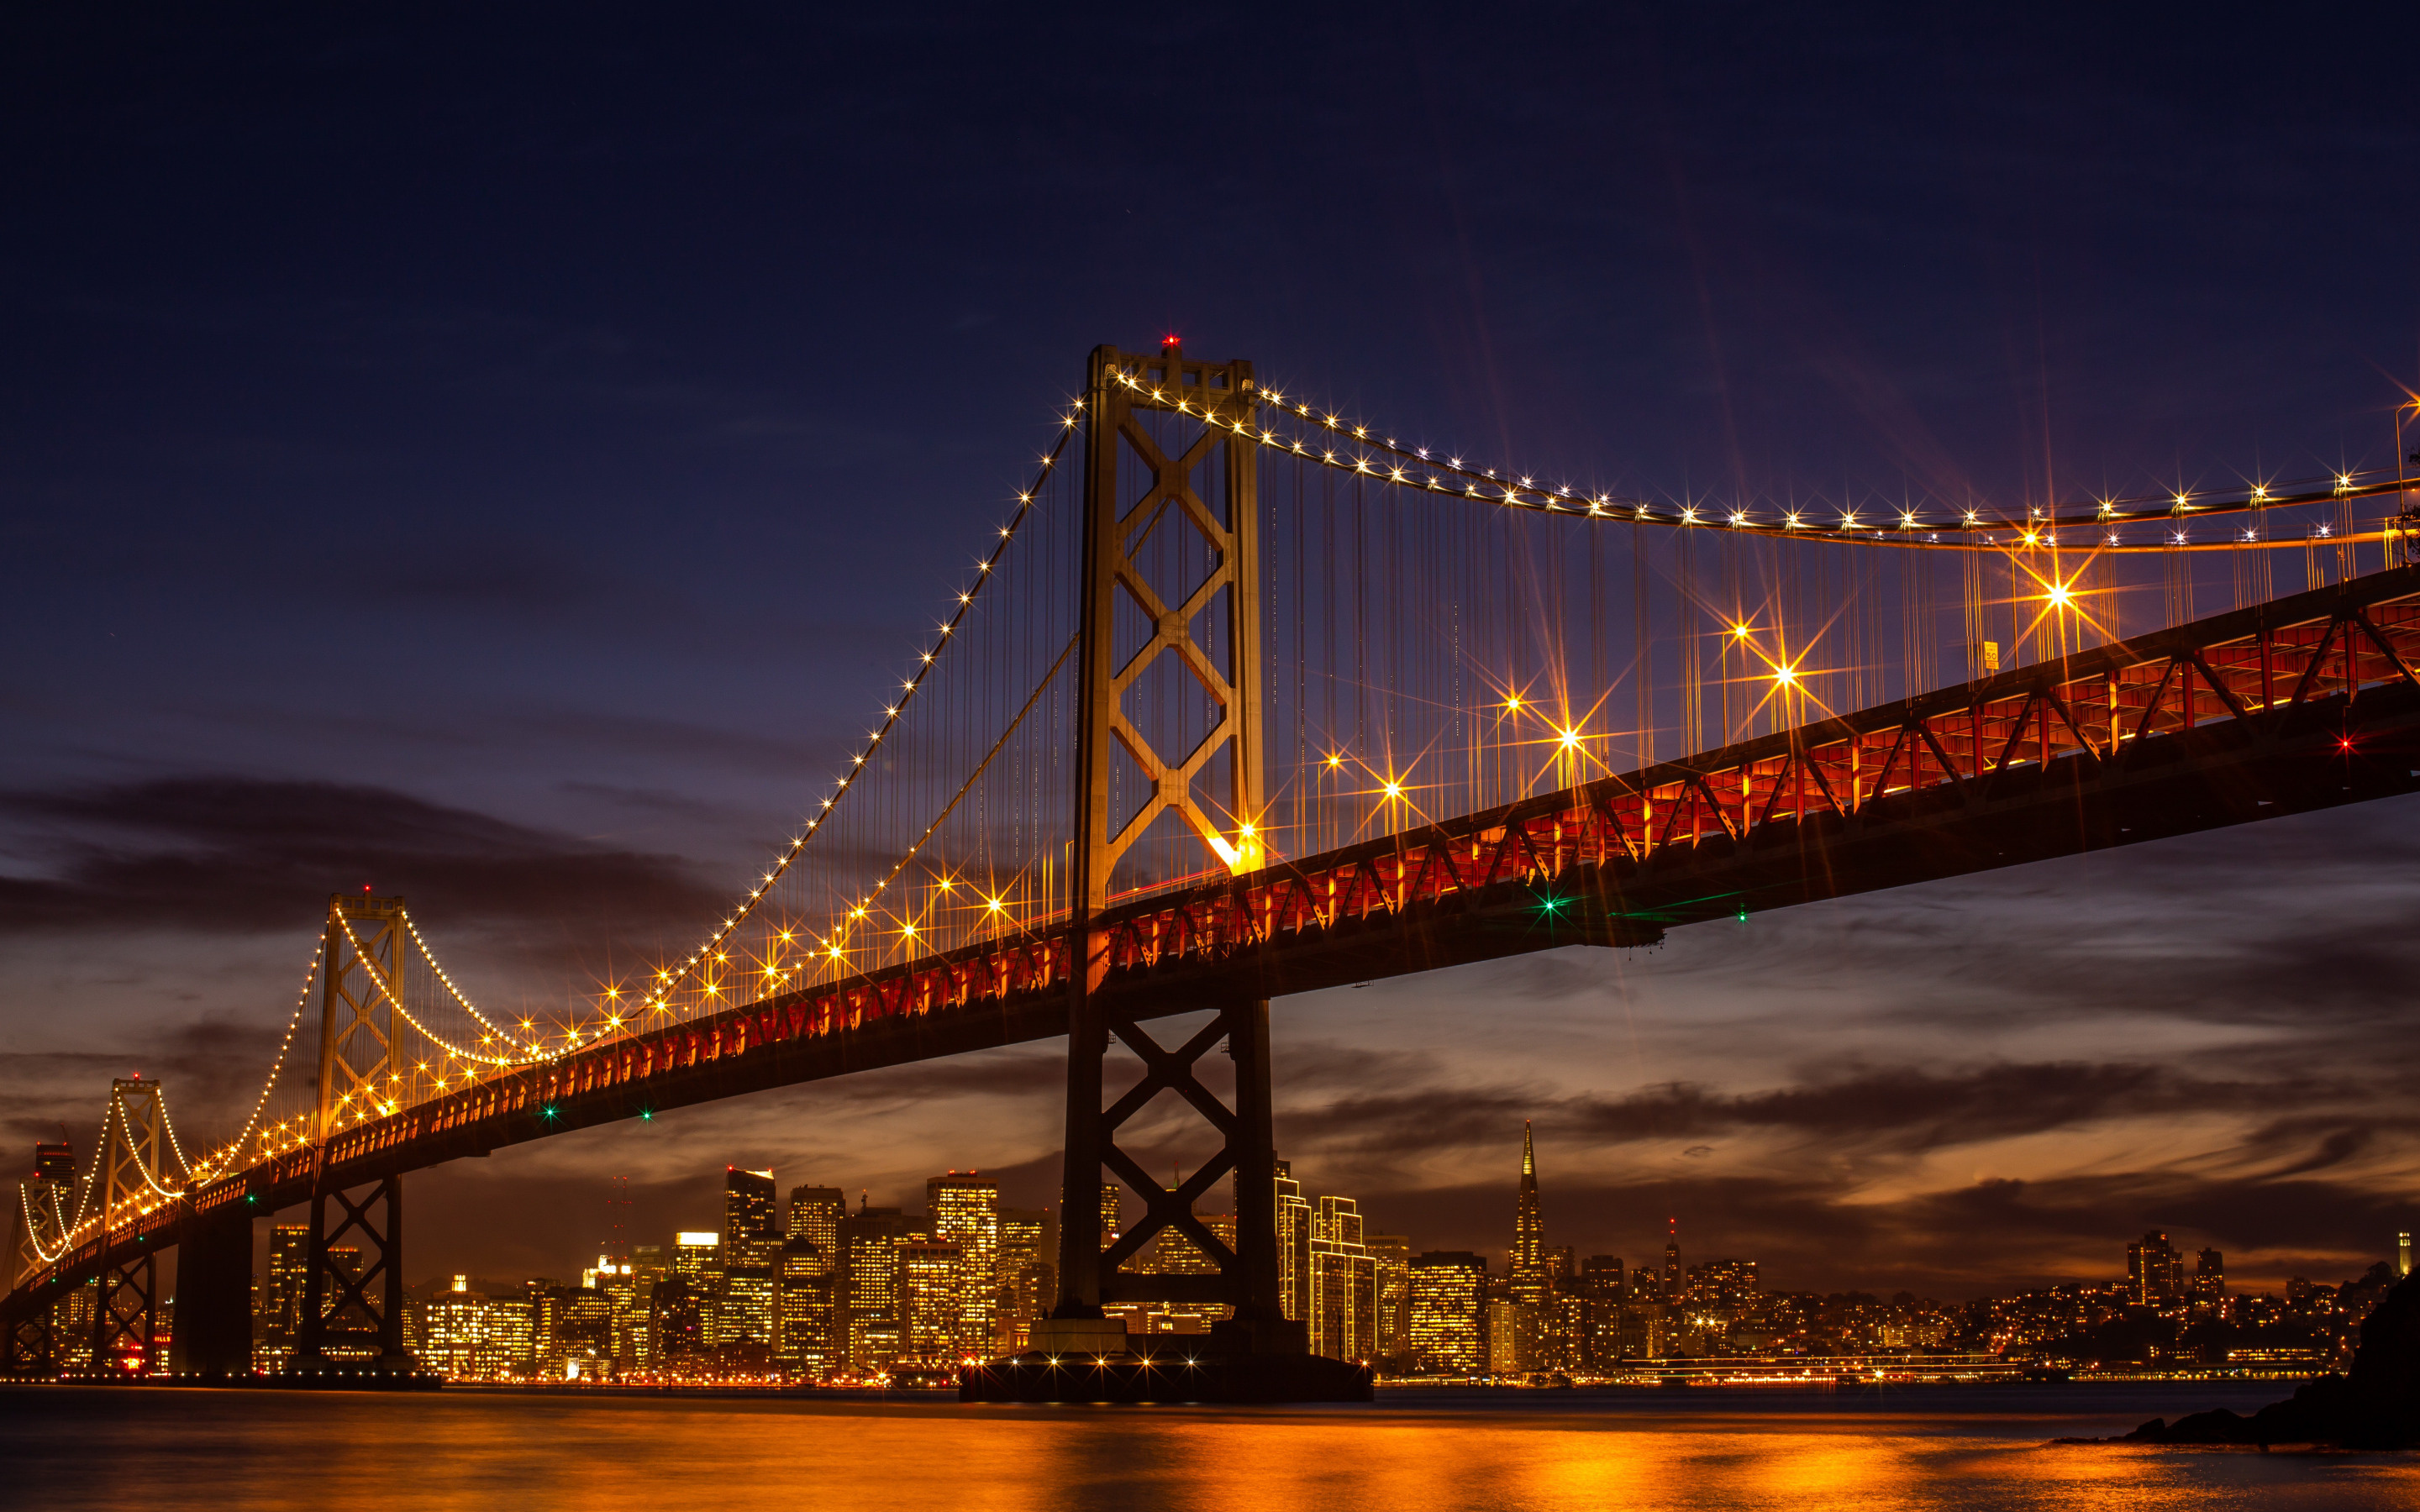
[133,1125,2407,1386]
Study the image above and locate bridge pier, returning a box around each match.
[91,1252,156,1377]
[287,1172,421,1380]
[6,1305,55,1378]
[170,1205,255,1379]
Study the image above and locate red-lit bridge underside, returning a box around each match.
[16,566,2420,1323]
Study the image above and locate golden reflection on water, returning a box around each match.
[8,1389,2417,1512]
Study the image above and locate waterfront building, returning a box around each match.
[1509,1123,1549,1307]
[536,1285,614,1378]
[1405,1251,1486,1374]
[619,1244,664,1368]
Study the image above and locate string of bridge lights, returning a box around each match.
[625,408,1083,1032]
[331,912,531,1073]
[196,932,325,1180]
[1105,365,2403,549]
[813,633,1081,970]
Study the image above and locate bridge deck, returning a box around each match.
[14,566,2420,1323]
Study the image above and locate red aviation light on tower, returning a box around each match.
[1161,333,1181,348]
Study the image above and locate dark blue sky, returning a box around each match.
[5,5,2418,1294]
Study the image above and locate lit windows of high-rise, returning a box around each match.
[1308,1194,1377,1362]
[895,1238,965,1363]
[776,1235,835,1378]
[995,1207,1057,1353]
[1510,1123,1549,1308]
[720,1168,779,1355]
[255,1223,310,1368]
[1367,1233,1411,1365]
[788,1185,845,1251]
[2128,1231,2186,1310]
[1406,1251,1486,1375]
[928,1173,1000,1354]
[1275,1159,1312,1323]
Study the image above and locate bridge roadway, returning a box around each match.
[13,565,2420,1328]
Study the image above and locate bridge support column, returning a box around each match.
[292,1173,413,1377]
[92,1252,156,1377]
[5,1305,55,1378]
[171,1205,255,1379]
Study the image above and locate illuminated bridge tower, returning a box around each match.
[288,893,416,1376]
[1039,342,1303,1367]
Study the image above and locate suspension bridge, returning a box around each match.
[12,341,2420,1396]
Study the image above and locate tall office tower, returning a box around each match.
[995,1207,1057,1351]
[256,1222,312,1368]
[1307,1194,1378,1362]
[1275,1158,1313,1322]
[2402,1232,2412,1279]
[1366,1234,1411,1363]
[838,1205,914,1373]
[2128,1231,2186,1309]
[776,1235,834,1377]
[672,1231,723,1350]
[1406,1252,1486,1374]
[895,1239,966,1362]
[928,1173,1001,1352]
[1574,1256,1625,1371]
[34,1140,73,1184]
[1661,1219,1681,1298]
[651,1272,708,1368]
[621,1244,665,1368]
[1099,1182,1122,1252]
[2193,1248,2227,1313]
[788,1184,846,1251]
[1510,1122,1549,1306]
[721,1168,779,1352]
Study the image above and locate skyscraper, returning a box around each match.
[928,1172,1000,1353]
[837,1204,914,1374]
[788,1185,845,1250]
[671,1231,722,1354]
[895,1239,965,1363]
[1574,1256,1625,1371]
[1406,1252,1486,1374]
[256,1223,311,1368]
[1275,1158,1312,1322]
[721,1168,779,1352]
[996,1207,1057,1352]
[2128,1231,2185,1309]
[1367,1233,1411,1363]
[1510,1122,1549,1307]
[2193,1248,2227,1314]
[1307,1194,1378,1362]
[776,1235,834,1377]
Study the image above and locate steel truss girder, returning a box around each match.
[92,1251,154,1375]
[294,1172,409,1367]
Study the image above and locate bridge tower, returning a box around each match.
[89,1077,186,1374]
[1044,341,1301,1359]
[5,1138,74,1375]
[290,893,413,1374]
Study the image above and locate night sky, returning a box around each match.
[7,7,2419,1298]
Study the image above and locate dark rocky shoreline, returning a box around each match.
[2118,1270,2420,1450]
